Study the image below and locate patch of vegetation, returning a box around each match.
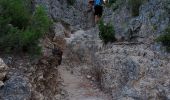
[128,0,143,17]
[156,26,170,52]
[111,0,123,10]
[104,0,122,10]
[152,25,158,31]
[67,0,76,6]
[98,19,116,44]
[0,0,52,55]
[105,0,116,8]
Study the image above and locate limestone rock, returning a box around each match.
[53,22,67,38]
[95,45,170,99]
[35,0,88,28]
[0,71,31,100]
[0,58,8,87]
[125,19,142,41]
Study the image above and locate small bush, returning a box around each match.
[98,20,116,44]
[0,0,52,54]
[67,0,76,6]
[111,0,123,10]
[105,0,116,8]
[0,0,31,29]
[156,26,170,52]
[128,0,143,17]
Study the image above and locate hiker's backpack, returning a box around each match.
[94,0,103,5]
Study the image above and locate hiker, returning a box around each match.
[94,0,103,23]
[84,0,95,28]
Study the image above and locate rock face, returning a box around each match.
[98,2,170,97]
[0,71,31,100]
[95,45,170,99]
[0,58,8,87]
[0,59,31,100]
[1,0,170,99]
[108,0,170,41]
[30,30,64,99]
[35,0,88,29]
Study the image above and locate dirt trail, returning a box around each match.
[58,64,111,100]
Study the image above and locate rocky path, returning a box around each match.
[58,64,111,100]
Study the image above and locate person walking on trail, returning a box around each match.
[85,0,103,27]
[84,0,95,28]
[94,0,103,23]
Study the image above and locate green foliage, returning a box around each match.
[0,0,31,29]
[109,0,117,4]
[0,0,52,54]
[156,26,170,52]
[105,0,116,8]
[98,20,116,44]
[67,0,76,6]
[29,6,52,34]
[111,0,123,10]
[128,0,143,17]
[104,0,122,10]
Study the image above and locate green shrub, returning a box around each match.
[105,0,116,8]
[67,0,76,6]
[0,0,52,54]
[128,0,143,17]
[0,0,31,29]
[98,20,116,44]
[156,26,170,52]
[0,26,20,52]
[111,0,123,10]
[104,0,123,10]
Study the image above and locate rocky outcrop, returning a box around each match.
[30,29,64,99]
[1,0,169,99]
[0,59,31,100]
[95,44,170,99]
[0,71,31,100]
[35,0,88,29]
[0,58,8,87]
[106,0,170,41]
[0,27,64,99]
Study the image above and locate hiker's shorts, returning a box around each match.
[94,5,103,17]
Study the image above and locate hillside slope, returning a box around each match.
[0,0,170,100]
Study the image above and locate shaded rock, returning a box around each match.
[40,36,63,66]
[0,72,31,100]
[125,19,142,41]
[31,39,63,99]
[31,91,44,100]
[53,22,69,38]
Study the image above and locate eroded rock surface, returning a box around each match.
[0,58,8,87]
[96,44,170,99]
[0,71,31,100]
[1,0,170,99]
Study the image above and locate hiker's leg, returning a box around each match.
[95,15,100,23]
[94,5,103,24]
[95,15,97,23]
